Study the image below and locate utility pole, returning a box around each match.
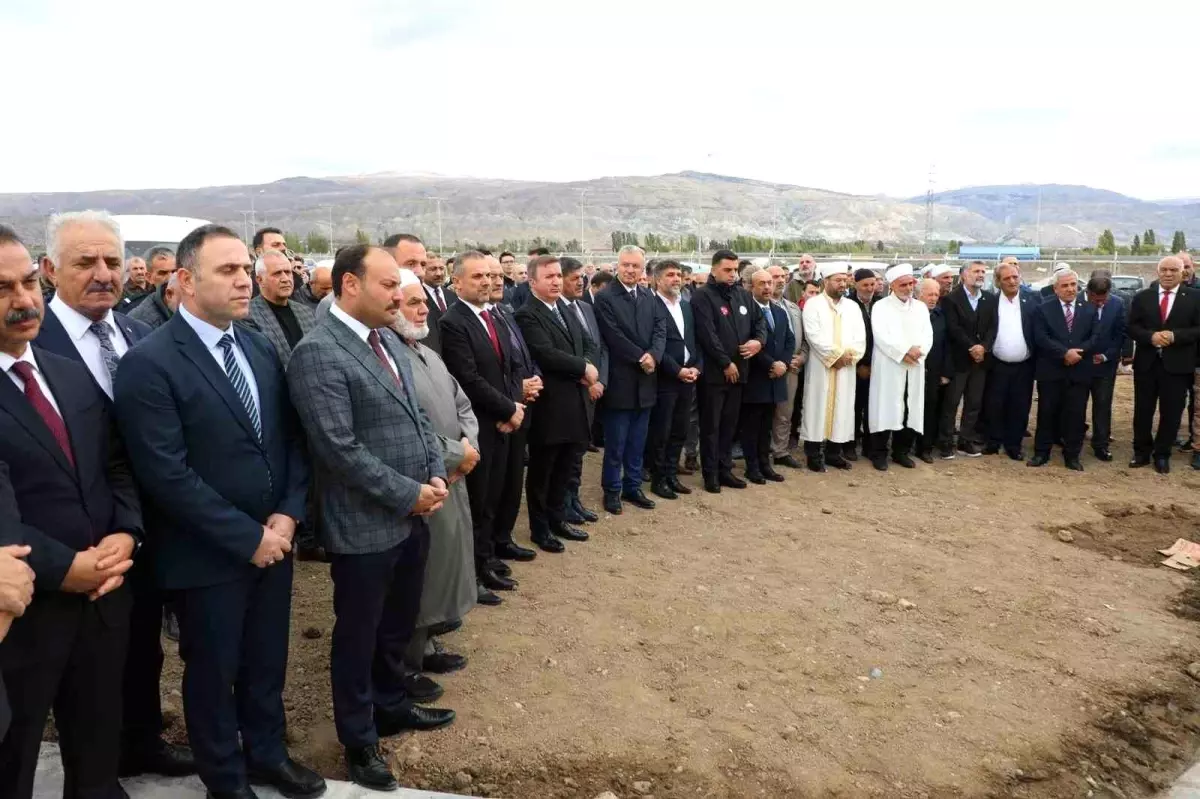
[239,211,251,244]
[326,206,335,255]
[923,164,936,255]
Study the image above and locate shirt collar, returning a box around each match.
[657,291,679,306]
[329,302,373,342]
[50,294,117,342]
[178,303,237,349]
[0,343,37,377]
[537,297,560,313]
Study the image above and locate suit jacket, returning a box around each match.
[35,306,151,397]
[991,290,1037,361]
[568,298,608,388]
[439,301,521,425]
[1032,298,1097,383]
[503,281,532,310]
[113,313,309,589]
[654,295,701,393]
[128,285,173,329]
[1089,294,1128,376]
[849,293,876,366]
[779,297,804,356]
[745,303,795,404]
[422,284,458,356]
[942,285,998,372]
[925,305,954,383]
[1126,285,1200,375]
[514,298,597,445]
[594,283,667,410]
[491,304,539,383]
[245,294,316,369]
[0,348,142,594]
[287,314,445,556]
[690,278,768,386]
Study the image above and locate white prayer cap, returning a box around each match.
[920,264,934,277]
[314,259,334,270]
[398,268,421,288]
[1053,262,1071,273]
[886,263,914,283]
[818,261,852,280]
[928,264,954,279]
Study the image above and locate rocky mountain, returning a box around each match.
[1,172,1196,251]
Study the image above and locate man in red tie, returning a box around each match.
[419,243,456,357]
[1127,255,1200,473]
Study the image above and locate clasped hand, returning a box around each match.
[63,532,135,600]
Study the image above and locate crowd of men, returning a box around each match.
[0,210,1196,799]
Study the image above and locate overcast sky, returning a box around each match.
[4,0,1196,199]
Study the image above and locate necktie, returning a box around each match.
[1064,303,1074,332]
[1161,290,1172,322]
[88,320,121,381]
[366,330,404,390]
[571,300,587,330]
[480,309,504,360]
[434,287,446,313]
[550,302,568,331]
[217,334,262,441]
[763,304,775,331]
[10,361,75,467]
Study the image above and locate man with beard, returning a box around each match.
[928,264,954,298]
[847,268,878,460]
[391,269,478,694]
[867,265,932,471]
[119,256,152,310]
[785,253,817,303]
[645,259,700,499]
[144,246,178,289]
[916,278,953,462]
[800,263,867,471]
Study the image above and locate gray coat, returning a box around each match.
[779,297,805,355]
[246,294,316,368]
[315,292,334,321]
[128,287,172,329]
[287,313,446,555]
[399,338,479,629]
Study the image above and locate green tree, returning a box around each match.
[1097,229,1116,255]
[1172,230,1188,253]
[305,231,330,253]
[354,228,370,245]
[284,232,303,252]
[874,240,885,252]
[947,240,961,255]
[564,239,581,253]
[1144,229,1156,247]
[1131,233,1141,255]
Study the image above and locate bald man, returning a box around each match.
[295,265,333,308]
[916,278,953,462]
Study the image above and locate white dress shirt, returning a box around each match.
[0,344,63,416]
[178,304,261,414]
[657,291,689,363]
[471,301,499,337]
[1160,285,1178,319]
[992,293,1029,363]
[329,302,398,376]
[425,284,448,310]
[49,294,130,399]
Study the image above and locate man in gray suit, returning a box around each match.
[246,251,316,370]
[286,244,455,793]
[768,265,806,468]
[559,257,604,524]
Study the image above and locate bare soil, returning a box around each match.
[150,374,1200,798]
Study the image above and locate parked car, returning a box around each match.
[1110,275,1145,302]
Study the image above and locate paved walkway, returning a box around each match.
[33,744,472,799]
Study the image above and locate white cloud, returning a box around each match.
[2,0,1196,198]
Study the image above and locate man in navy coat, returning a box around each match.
[740,269,794,483]
[1083,274,1127,462]
[114,225,323,799]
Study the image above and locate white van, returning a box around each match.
[112,214,211,259]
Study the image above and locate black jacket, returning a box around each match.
[654,295,701,393]
[744,302,794,404]
[514,298,597,446]
[1127,285,1200,375]
[941,285,998,372]
[925,305,953,383]
[690,277,768,386]
[594,282,667,410]
[422,284,458,357]
[439,302,520,424]
[849,292,876,366]
[1032,298,1096,383]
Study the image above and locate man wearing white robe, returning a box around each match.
[867,264,933,470]
[800,263,866,471]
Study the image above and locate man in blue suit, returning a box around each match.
[35,210,195,778]
[645,259,702,499]
[1028,269,1096,471]
[114,225,323,799]
[740,269,794,483]
[983,261,1038,461]
[593,245,667,515]
[1083,274,1127,462]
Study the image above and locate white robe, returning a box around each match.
[800,294,866,443]
[867,294,934,434]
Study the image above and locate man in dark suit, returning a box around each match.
[0,225,141,799]
[848,268,878,459]
[1084,275,1127,462]
[690,250,768,493]
[514,256,599,547]
[0,493,37,746]
[1028,270,1097,471]
[558,258,604,523]
[422,255,457,357]
[916,278,954,462]
[288,244,455,790]
[36,211,194,778]
[441,254,534,593]
[741,268,793,484]
[1127,255,1200,473]
[593,245,666,514]
[645,259,701,499]
[983,261,1037,461]
[114,225,324,799]
[938,260,998,459]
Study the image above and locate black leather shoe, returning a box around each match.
[1128,456,1151,468]
[842,449,859,462]
[162,608,181,642]
[587,443,601,453]
[571,495,599,522]
[676,459,696,476]
[428,617,462,637]
[703,477,721,494]
[1155,457,1171,475]
[248,758,326,798]
[651,480,678,500]
[476,584,502,606]
[915,450,935,464]
[774,454,802,469]
[376,704,456,736]
[621,490,656,509]
[718,473,747,489]
[121,740,197,778]
[1064,458,1084,472]
[479,569,516,591]
[807,458,827,473]
[401,673,443,703]
[684,454,700,473]
[295,545,330,563]
[826,456,852,470]
[552,523,589,542]
[603,492,623,515]
[423,652,467,674]
[207,789,259,799]
[668,476,692,494]
[563,503,587,524]
[496,541,537,561]
[983,444,1001,455]
[871,457,888,471]
[346,744,398,791]
[486,558,512,578]
[745,472,768,485]
[1093,449,1114,462]
[891,453,916,469]
[761,466,786,482]
[532,533,566,553]
[1006,449,1026,461]
[1026,455,1050,467]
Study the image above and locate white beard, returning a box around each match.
[395,317,429,340]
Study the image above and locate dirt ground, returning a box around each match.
[155,374,1200,798]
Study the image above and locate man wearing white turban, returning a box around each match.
[867,264,933,470]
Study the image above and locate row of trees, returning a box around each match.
[1093,229,1187,256]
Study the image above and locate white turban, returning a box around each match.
[886,263,914,283]
[920,265,934,277]
[1053,262,1071,274]
[928,265,954,279]
[818,261,851,280]
[398,268,421,288]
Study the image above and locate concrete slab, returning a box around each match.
[33,743,472,799]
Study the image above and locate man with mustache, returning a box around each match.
[120,256,152,310]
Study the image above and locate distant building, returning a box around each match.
[957,245,1041,261]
